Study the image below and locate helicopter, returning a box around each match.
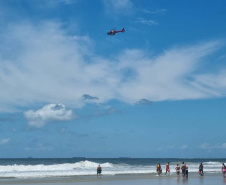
[107,28,125,35]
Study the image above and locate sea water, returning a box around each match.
[0,158,224,178]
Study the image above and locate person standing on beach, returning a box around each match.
[97,165,102,177]
[199,163,204,176]
[165,162,170,175]
[175,164,180,176]
[156,163,162,175]
[181,162,186,177]
[222,163,226,178]
[185,166,188,178]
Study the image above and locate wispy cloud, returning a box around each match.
[0,138,10,145]
[180,145,188,149]
[0,21,225,113]
[134,18,158,25]
[102,0,133,14]
[194,70,226,92]
[36,0,76,8]
[143,9,167,14]
[24,104,74,127]
[25,141,54,151]
[199,143,226,149]
[167,145,175,149]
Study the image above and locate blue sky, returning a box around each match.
[0,0,226,158]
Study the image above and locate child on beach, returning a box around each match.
[175,164,180,176]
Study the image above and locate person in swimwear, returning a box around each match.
[185,166,188,178]
[199,163,203,176]
[222,163,226,178]
[156,163,162,175]
[165,162,170,175]
[181,162,186,177]
[97,165,102,177]
[175,164,180,176]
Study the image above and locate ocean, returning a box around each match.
[0,158,224,179]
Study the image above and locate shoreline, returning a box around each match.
[1,172,225,185]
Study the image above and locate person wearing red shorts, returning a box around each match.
[165,162,170,175]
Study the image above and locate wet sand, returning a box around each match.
[1,173,226,185]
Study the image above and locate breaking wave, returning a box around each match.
[0,160,224,178]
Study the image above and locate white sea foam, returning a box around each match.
[0,160,224,178]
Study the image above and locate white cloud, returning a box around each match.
[24,104,74,127]
[115,41,223,103]
[0,138,10,145]
[143,9,167,14]
[134,18,158,25]
[25,142,54,151]
[217,143,226,149]
[35,0,76,8]
[102,0,133,14]
[167,145,175,149]
[180,145,188,149]
[0,21,225,113]
[199,143,226,149]
[199,143,211,149]
[195,70,226,92]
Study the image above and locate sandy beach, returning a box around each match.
[1,173,226,185]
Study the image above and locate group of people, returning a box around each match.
[97,163,226,178]
[156,162,204,177]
